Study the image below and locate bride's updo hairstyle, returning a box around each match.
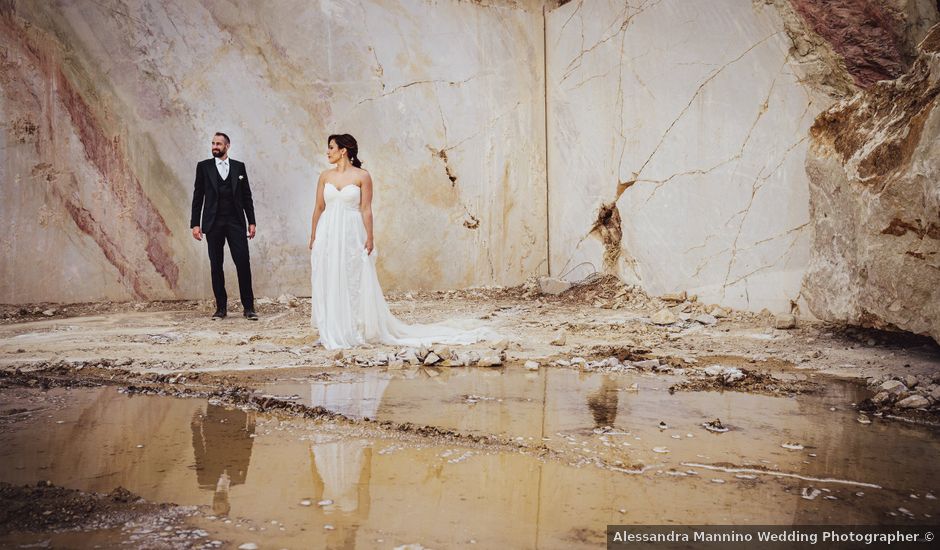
[329,133,363,168]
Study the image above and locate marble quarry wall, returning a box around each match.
[3,0,939,343]
[0,0,546,302]
[546,0,825,313]
[546,0,938,320]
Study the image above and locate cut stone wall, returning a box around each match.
[0,0,546,302]
[545,0,826,312]
[3,0,938,347]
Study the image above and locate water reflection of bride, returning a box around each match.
[309,439,373,547]
[305,375,388,546]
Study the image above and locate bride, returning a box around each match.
[309,134,494,350]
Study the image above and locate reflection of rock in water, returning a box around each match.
[587,376,619,428]
[191,403,256,490]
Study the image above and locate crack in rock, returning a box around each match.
[356,77,474,106]
[430,147,459,186]
[590,202,623,272]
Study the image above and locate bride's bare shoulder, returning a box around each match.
[317,169,335,183]
[356,167,372,182]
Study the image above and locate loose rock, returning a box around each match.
[538,277,571,295]
[477,351,502,367]
[633,359,660,370]
[871,391,894,405]
[277,294,298,307]
[491,339,510,352]
[650,308,677,325]
[694,314,718,326]
[710,306,729,318]
[897,395,929,409]
[879,380,908,396]
[929,387,940,403]
[401,349,419,364]
[774,314,797,329]
[702,419,729,433]
[661,291,687,302]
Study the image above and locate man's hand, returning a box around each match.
[192,226,202,241]
[248,224,257,239]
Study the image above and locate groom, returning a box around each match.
[190,132,258,320]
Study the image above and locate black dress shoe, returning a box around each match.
[243,309,258,321]
[211,308,227,320]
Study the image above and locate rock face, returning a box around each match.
[763,0,939,97]
[787,0,938,88]
[0,0,546,302]
[546,0,826,312]
[803,24,940,343]
[544,0,937,322]
[2,0,938,347]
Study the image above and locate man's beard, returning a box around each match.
[212,149,225,158]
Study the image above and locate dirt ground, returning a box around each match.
[3,276,938,400]
[1,276,938,546]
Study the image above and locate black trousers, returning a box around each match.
[205,216,254,311]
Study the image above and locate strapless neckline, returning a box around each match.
[326,182,360,193]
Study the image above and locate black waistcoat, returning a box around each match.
[217,169,236,218]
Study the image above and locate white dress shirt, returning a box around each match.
[216,157,230,180]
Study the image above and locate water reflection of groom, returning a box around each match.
[191,403,257,514]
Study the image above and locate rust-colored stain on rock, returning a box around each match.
[435,148,459,186]
[1,5,180,296]
[463,215,480,229]
[590,201,623,272]
[790,0,908,88]
[53,64,180,289]
[60,183,147,299]
[810,31,940,191]
[881,218,940,240]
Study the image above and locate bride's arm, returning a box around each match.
[309,174,327,249]
[360,172,375,254]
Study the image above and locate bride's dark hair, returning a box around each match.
[329,133,363,168]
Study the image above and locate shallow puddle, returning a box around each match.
[266,367,940,494]
[0,369,938,548]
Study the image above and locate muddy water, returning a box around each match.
[0,369,937,549]
[266,368,939,494]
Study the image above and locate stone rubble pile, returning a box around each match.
[862,373,940,412]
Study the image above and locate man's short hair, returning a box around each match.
[214,132,230,144]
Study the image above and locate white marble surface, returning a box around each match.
[546,0,828,312]
[3,0,864,315]
[0,0,546,302]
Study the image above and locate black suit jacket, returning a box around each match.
[190,158,256,233]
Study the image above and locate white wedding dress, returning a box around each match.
[310,182,494,350]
